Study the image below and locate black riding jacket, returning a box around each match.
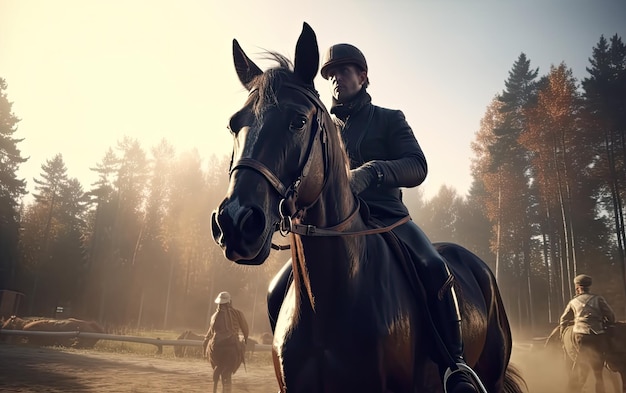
[331,88,427,219]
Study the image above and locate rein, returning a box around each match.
[279,199,410,237]
[272,210,410,249]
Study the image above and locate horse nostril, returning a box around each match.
[211,210,225,247]
[237,206,265,243]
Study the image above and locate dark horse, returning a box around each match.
[211,22,526,393]
[546,323,626,393]
[204,336,246,393]
[606,322,626,393]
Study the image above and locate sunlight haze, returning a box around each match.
[1,0,625,200]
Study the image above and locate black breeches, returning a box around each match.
[384,219,461,325]
[389,219,452,294]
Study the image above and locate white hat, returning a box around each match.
[214,291,231,304]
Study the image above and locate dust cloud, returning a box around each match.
[511,337,622,393]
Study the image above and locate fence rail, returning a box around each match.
[0,329,272,353]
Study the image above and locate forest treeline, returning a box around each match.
[0,34,625,335]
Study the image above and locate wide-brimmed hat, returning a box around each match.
[214,291,231,304]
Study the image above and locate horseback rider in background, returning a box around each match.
[204,291,249,393]
[560,274,616,393]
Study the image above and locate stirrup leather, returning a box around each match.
[443,363,488,393]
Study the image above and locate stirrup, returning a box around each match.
[443,363,488,393]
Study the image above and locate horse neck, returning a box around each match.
[293,177,366,318]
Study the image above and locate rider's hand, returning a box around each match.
[349,163,379,195]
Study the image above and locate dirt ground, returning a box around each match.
[0,342,623,393]
[512,341,623,393]
[0,343,277,392]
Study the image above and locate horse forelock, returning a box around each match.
[246,52,297,120]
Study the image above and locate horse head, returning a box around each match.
[211,22,348,265]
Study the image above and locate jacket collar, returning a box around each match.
[330,88,371,121]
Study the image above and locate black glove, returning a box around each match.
[349,163,379,195]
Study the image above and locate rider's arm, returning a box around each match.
[204,314,216,342]
[559,302,574,331]
[237,309,250,342]
[368,109,427,189]
[599,296,616,324]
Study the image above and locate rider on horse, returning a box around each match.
[204,291,249,393]
[560,274,616,393]
[268,43,481,393]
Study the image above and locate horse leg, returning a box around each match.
[222,372,232,393]
[213,366,222,393]
[593,368,605,393]
[580,364,591,392]
[589,353,606,393]
[568,361,585,393]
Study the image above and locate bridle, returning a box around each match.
[229,81,408,240]
[228,81,330,229]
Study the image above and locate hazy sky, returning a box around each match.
[1,0,625,201]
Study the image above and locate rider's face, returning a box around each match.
[326,64,367,103]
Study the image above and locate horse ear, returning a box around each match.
[294,22,319,86]
[233,39,263,90]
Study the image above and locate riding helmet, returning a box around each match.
[574,274,592,287]
[214,291,232,304]
[320,43,368,79]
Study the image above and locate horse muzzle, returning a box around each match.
[211,202,272,265]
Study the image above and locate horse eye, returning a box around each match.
[289,115,308,131]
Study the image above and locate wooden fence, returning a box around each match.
[0,329,271,354]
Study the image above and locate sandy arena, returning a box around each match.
[0,342,622,392]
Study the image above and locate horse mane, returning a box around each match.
[245,51,353,318]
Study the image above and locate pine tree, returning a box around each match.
[471,96,504,270]
[81,148,119,318]
[582,34,626,305]
[26,154,87,314]
[521,63,608,319]
[483,53,539,329]
[420,185,462,243]
[133,139,175,328]
[0,78,27,289]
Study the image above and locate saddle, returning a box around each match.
[358,199,443,302]
[362,205,451,364]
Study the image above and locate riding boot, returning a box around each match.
[267,260,293,333]
[431,282,479,393]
